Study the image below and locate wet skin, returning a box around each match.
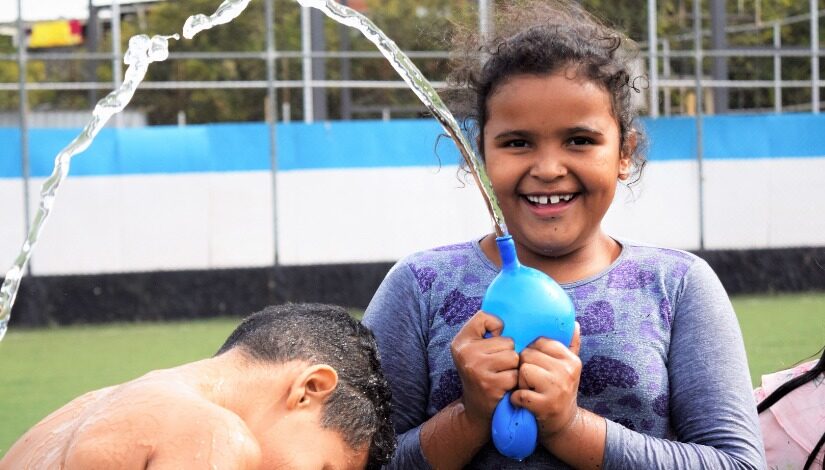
[0,349,367,470]
[480,70,631,282]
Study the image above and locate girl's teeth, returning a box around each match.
[527,194,574,205]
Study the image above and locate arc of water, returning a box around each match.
[0,0,265,342]
[295,0,507,237]
[0,34,179,340]
[182,0,253,39]
[0,0,506,341]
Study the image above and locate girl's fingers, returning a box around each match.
[483,350,520,372]
[518,362,552,392]
[569,322,581,355]
[523,340,570,365]
[481,335,516,353]
[518,351,580,391]
[510,388,544,409]
[499,369,519,391]
[453,311,505,350]
[476,311,505,337]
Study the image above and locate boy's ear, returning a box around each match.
[286,364,339,410]
[618,131,637,181]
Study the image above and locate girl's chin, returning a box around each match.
[518,237,578,258]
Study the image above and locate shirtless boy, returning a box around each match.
[1,303,395,469]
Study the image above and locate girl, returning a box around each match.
[756,349,825,469]
[363,1,765,468]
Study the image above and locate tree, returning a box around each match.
[1,0,820,119]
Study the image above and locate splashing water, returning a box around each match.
[182,0,253,39]
[296,0,506,237]
[0,0,505,341]
[0,34,179,340]
[0,0,260,341]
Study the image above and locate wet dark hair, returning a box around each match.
[447,0,647,183]
[216,303,395,469]
[757,349,825,470]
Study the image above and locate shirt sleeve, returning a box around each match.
[362,260,432,469]
[602,258,766,469]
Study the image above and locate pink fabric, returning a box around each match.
[755,360,825,469]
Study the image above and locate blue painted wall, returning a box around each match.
[2,113,825,178]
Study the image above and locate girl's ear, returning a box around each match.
[286,364,339,410]
[618,131,637,181]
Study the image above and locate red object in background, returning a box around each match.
[347,0,368,11]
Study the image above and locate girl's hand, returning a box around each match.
[511,322,582,440]
[450,311,520,427]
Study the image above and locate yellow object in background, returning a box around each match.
[29,20,83,49]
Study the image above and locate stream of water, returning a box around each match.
[0,0,505,341]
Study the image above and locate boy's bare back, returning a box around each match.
[2,305,395,470]
[2,366,261,470]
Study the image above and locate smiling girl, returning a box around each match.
[363,1,765,468]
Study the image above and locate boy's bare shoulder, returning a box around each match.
[145,391,262,469]
[64,377,261,469]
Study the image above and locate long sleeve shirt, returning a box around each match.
[363,238,765,469]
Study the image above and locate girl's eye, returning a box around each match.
[568,136,594,146]
[504,139,529,148]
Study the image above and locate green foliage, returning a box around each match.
[0,0,822,119]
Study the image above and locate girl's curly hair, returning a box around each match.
[446,0,648,183]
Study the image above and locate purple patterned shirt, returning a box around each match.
[363,239,765,469]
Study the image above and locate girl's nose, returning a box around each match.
[529,149,568,181]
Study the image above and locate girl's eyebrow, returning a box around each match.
[492,126,605,140]
[567,126,604,135]
[492,129,534,140]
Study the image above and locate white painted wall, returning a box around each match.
[276,167,490,265]
[705,158,825,249]
[604,161,701,249]
[0,179,26,272]
[3,157,825,275]
[23,172,275,274]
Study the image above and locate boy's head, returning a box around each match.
[217,303,395,469]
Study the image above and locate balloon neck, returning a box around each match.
[496,235,519,272]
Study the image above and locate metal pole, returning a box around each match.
[479,0,491,39]
[111,0,123,127]
[710,0,728,113]
[663,39,672,116]
[301,6,313,123]
[774,21,782,113]
[17,0,31,274]
[811,0,820,113]
[647,0,659,117]
[265,0,280,266]
[310,9,327,121]
[86,0,99,105]
[693,0,706,250]
[339,0,352,120]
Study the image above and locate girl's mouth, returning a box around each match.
[521,193,579,216]
[524,193,579,205]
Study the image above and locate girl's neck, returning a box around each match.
[481,231,621,284]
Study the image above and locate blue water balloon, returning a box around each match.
[481,235,576,460]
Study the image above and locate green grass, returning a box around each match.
[733,293,825,383]
[0,295,823,457]
[0,318,238,456]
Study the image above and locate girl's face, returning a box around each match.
[482,71,630,260]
